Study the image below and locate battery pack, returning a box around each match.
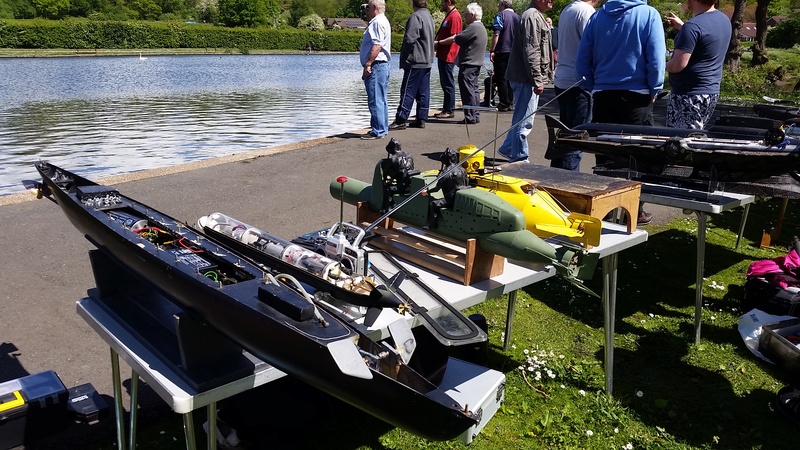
[67,383,109,424]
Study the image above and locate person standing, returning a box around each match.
[389,0,435,130]
[547,0,598,171]
[360,0,392,140]
[433,0,461,119]
[436,3,488,125]
[489,0,520,112]
[575,0,665,224]
[666,0,731,129]
[497,0,553,163]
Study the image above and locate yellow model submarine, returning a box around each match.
[449,145,602,247]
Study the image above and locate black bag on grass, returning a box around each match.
[743,276,800,317]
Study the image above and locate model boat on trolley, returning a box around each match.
[34,161,485,441]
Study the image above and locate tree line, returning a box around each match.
[1,0,798,67]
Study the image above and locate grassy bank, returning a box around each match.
[70,198,800,449]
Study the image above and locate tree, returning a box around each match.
[290,0,313,26]
[218,0,279,27]
[297,12,324,30]
[130,0,162,20]
[751,0,770,66]
[726,0,746,72]
[31,0,70,18]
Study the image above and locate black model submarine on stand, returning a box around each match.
[32,161,494,441]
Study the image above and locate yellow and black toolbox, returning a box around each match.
[0,371,69,449]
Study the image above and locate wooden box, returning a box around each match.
[500,162,642,232]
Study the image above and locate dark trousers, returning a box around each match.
[493,52,513,108]
[395,67,432,123]
[437,59,456,113]
[551,85,592,171]
[593,89,653,215]
[458,65,481,122]
[592,90,653,126]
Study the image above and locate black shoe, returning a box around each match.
[498,105,512,112]
[408,120,425,129]
[389,121,406,130]
[480,101,490,107]
[457,118,479,125]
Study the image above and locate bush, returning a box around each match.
[766,17,800,49]
[296,14,324,32]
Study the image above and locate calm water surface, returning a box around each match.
[0,54,447,197]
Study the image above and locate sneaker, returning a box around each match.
[360,132,383,140]
[434,111,454,119]
[457,118,479,125]
[388,121,407,130]
[637,211,653,226]
[408,120,425,129]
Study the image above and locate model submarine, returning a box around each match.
[455,145,602,247]
[33,161,481,441]
[329,153,598,284]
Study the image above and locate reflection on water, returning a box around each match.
[0,54,448,196]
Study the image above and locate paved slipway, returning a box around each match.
[0,91,684,448]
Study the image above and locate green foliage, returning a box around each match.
[766,17,800,49]
[297,12,324,31]
[216,0,281,27]
[0,18,385,50]
[128,0,161,20]
[385,0,411,32]
[290,0,314,26]
[31,0,69,19]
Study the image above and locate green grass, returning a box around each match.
[89,199,800,450]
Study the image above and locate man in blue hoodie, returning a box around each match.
[575,0,665,225]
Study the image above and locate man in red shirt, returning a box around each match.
[432,0,461,119]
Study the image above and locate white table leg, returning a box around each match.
[110,348,127,450]
[207,403,218,450]
[129,371,139,450]
[695,211,707,343]
[735,204,751,249]
[602,253,618,395]
[183,410,197,450]
[503,290,518,351]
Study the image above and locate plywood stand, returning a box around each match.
[357,203,504,285]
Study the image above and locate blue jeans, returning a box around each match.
[364,62,390,136]
[396,67,431,122]
[437,59,456,113]
[498,80,538,162]
[551,86,591,171]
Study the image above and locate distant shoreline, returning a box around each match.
[0,48,353,57]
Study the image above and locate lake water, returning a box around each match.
[0,54,453,197]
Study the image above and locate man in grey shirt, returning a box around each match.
[389,0,435,130]
[548,0,597,170]
[437,3,488,124]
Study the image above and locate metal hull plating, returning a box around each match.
[35,162,477,441]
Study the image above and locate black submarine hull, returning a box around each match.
[35,162,477,441]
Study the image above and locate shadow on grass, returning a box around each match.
[608,330,800,448]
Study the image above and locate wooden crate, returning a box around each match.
[500,162,642,232]
[357,203,505,285]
